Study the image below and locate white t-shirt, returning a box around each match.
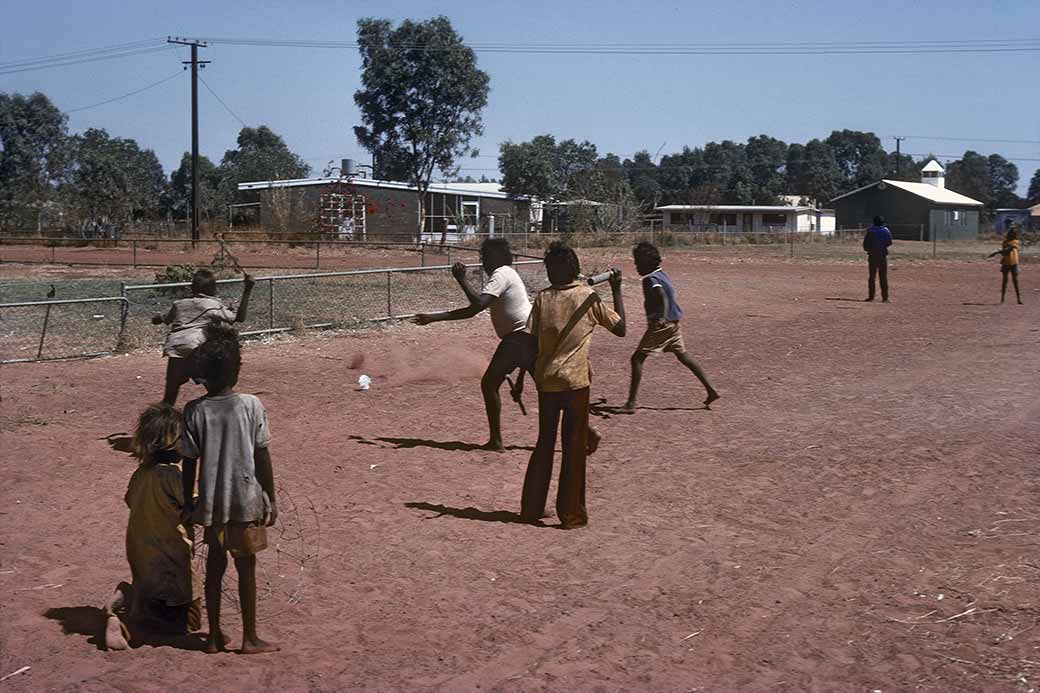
[180,393,271,526]
[482,265,532,339]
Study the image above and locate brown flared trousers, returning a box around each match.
[521,387,590,528]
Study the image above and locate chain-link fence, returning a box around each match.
[0,296,129,363]
[114,260,549,352]
[4,229,1019,269]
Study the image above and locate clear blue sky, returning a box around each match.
[2,0,1038,193]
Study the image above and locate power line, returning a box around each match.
[198,74,248,128]
[0,38,164,70]
[901,135,1040,145]
[66,71,183,113]
[0,44,175,76]
[199,36,1040,55]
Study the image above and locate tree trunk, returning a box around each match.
[416,188,426,244]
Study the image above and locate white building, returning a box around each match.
[656,205,837,234]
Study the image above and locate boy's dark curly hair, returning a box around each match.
[191,268,217,296]
[632,241,661,268]
[194,323,241,392]
[481,237,513,265]
[544,241,580,281]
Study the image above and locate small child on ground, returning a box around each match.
[153,269,255,405]
[988,226,1024,304]
[623,242,719,413]
[521,242,626,529]
[112,403,198,647]
[179,326,278,654]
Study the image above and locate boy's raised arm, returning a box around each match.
[233,274,256,323]
[254,447,277,526]
[608,271,626,337]
[452,262,482,304]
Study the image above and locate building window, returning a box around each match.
[761,213,788,226]
[709,212,737,226]
[671,212,686,225]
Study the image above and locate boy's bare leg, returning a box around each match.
[1001,272,1008,303]
[204,545,229,653]
[480,345,519,452]
[622,351,647,413]
[1012,273,1023,304]
[676,351,720,407]
[236,555,278,654]
[162,358,188,405]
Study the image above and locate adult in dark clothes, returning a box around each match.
[863,216,893,302]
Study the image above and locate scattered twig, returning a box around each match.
[682,630,703,641]
[0,666,30,682]
[14,583,62,592]
[884,610,937,624]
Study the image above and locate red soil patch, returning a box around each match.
[1,254,1038,691]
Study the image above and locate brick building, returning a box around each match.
[237,177,533,241]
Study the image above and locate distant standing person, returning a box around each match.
[863,216,893,302]
[988,226,1024,304]
[413,239,536,452]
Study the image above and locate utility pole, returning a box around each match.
[894,136,906,178]
[167,37,209,243]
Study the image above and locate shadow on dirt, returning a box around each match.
[405,502,534,525]
[590,399,707,419]
[44,606,208,652]
[349,435,533,453]
[102,433,134,454]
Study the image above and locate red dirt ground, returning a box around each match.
[1,253,1038,691]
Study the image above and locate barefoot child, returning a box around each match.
[623,242,719,412]
[413,238,536,451]
[179,327,278,654]
[153,269,255,405]
[115,403,198,645]
[521,242,626,529]
[988,226,1024,304]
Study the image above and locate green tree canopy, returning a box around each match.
[1027,168,1040,206]
[498,135,600,202]
[0,91,69,229]
[353,15,490,240]
[167,152,222,222]
[64,128,166,231]
[826,129,888,191]
[217,125,309,209]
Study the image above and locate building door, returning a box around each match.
[462,201,479,237]
[743,213,753,233]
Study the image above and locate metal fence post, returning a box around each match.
[131,240,137,268]
[421,242,425,267]
[919,224,924,242]
[268,278,274,330]
[315,241,321,270]
[37,303,52,360]
[932,228,937,258]
[386,271,392,318]
[118,283,128,348]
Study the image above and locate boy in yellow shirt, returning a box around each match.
[521,242,626,529]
